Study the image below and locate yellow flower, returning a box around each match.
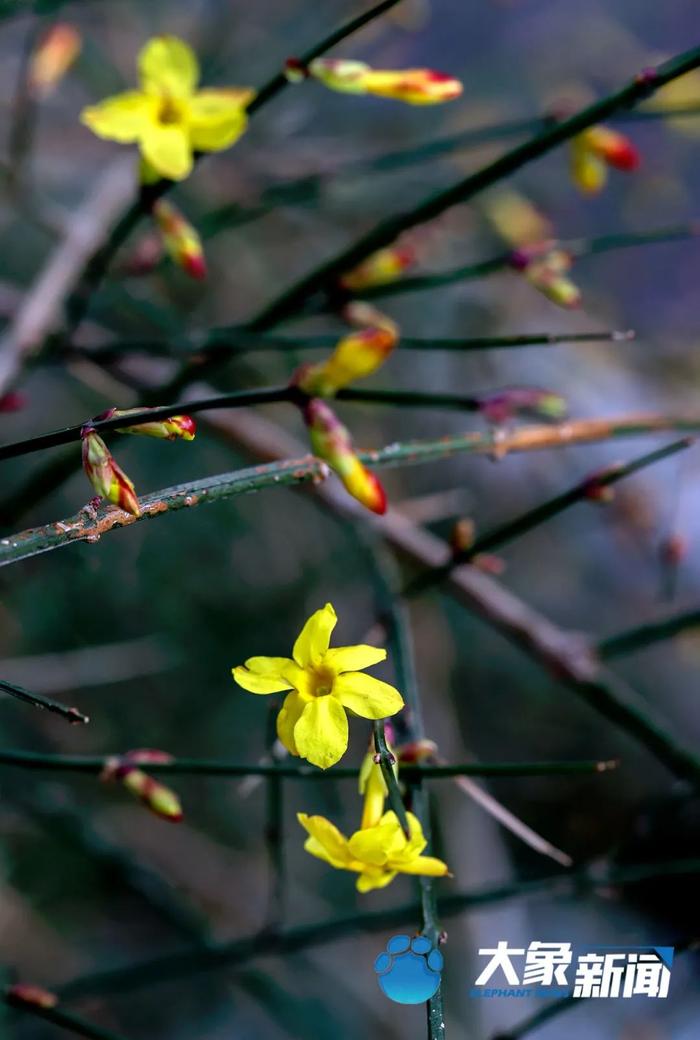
[298,810,450,892]
[80,35,254,181]
[232,603,404,769]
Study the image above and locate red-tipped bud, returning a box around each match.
[102,751,182,822]
[7,985,58,1010]
[570,126,640,194]
[510,243,581,309]
[340,245,416,291]
[153,200,206,280]
[475,387,568,425]
[581,462,626,503]
[28,24,81,98]
[396,738,438,765]
[305,58,462,105]
[295,319,398,397]
[96,406,196,441]
[303,399,386,514]
[81,428,140,516]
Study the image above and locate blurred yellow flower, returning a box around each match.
[81,35,254,181]
[298,810,450,892]
[232,603,403,769]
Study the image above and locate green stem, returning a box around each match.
[372,719,411,837]
[352,223,700,302]
[407,439,691,595]
[598,607,700,658]
[55,857,700,999]
[249,46,700,328]
[0,677,88,724]
[0,456,326,567]
[0,748,614,777]
[0,385,293,462]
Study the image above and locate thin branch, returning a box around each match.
[407,439,692,595]
[0,386,293,462]
[4,987,132,1040]
[0,748,614,778]
[0,158,135,397]
[0,456,327,567]
[55,857,700,999]
[0,677,88,724]
[598,607,700,659]
[353,223,700,302]
[249,46,700,327]
[372,719,411,837]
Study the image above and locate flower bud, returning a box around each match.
[101,750,182,822]
[570,126,640,194]
[305,58,463,104]
[81,428,140,516]
[303,399,386,514]
[295,320,398,397]
[7,985,58,1010]
[484,188,553,247]
[96,406,196,441]
[475,387,568,425]
[510,243,581,309]
[340,245,415,291]
[396,738,437,765]
[582,465,619,503]
[153,200,206,280]
[29,24,81,98]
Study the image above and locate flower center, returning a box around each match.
[157,96,182,125]
[311,666,335,698]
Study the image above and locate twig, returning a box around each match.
[598,607,700,659]
[0,677,88,724]
[0,748,614,777]
[406,439,692,595]
[372,719,411,837]
[55,857,700,999]
[353,223,700,302]
[0,157,135,397]
[249,46,700,327]
[0,456,328,567]
[4,987,132,1040]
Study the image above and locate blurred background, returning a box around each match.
[1,0,700,1037]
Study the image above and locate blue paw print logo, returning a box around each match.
[374,934,443,1004]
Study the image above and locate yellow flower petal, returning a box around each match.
[324,645,386,673]
[333,672,404,719]
[293,695,348,769]
[140,122,193,180]
[297,812,351,868]
[80,91,156,142]
[276,690,306,755]
[293,603,337,668]
[395,855,450,877]
[356,869,397,892]
[231,656,293,694]
[139,35,199,98]
[187,88,253,151]
[347,825,392,866]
